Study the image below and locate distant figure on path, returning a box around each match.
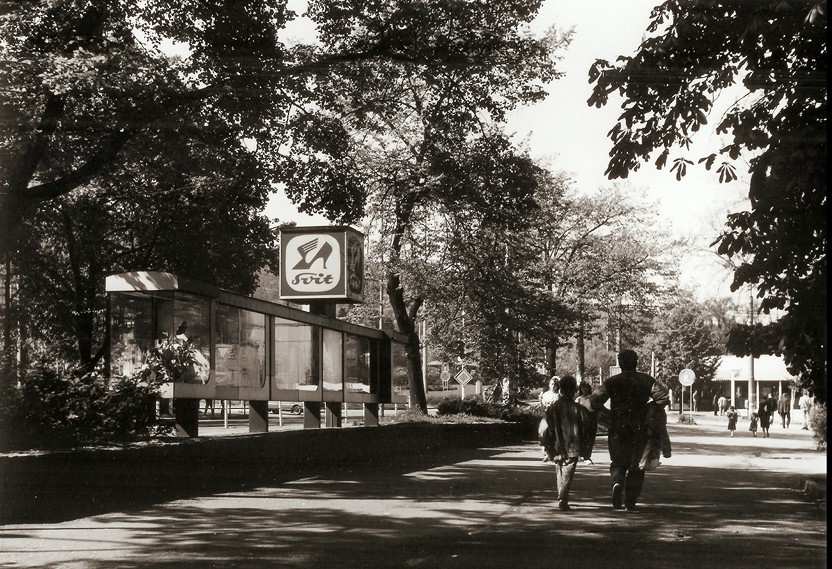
[538,377,560,462]
[692,390,699,412]
[718,395,728,415]
[727,405,738,437]
[712,393,719,415]
[575,381,598,461]
[777,392,791,428]
[749,411,759,437]
[758,399,772,438]
[542,375,595,511]
[763,392,778,432]
[540,376,560,408]
[799,390,812,430]
[591,349,669,512]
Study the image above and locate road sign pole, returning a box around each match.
[689,386,693,423]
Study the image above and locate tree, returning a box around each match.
[0,0,561,380]
[643,292,724,403]
[588,0,826,400]
[533,183,678,376]
[301,2,568,412]
[8,130,275,372]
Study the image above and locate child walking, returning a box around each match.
[541,375,595,511]
[727,405,738,437]
[748,410,759,437]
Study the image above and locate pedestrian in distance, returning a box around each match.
[712,393,719,416]
[540,376,560,407]
[758,398,772,438]
[777,392,791,429]
[749,410,759,437]
[799,390,812,430]
[541,375,596,511]
[718,395,728,416]
[727,405,738,437]
[576,381,598,462]
[538,377,560,462]
[692,389,699,413]
[591,349,669,513]
[764,391,778,427]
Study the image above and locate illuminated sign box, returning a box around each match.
[279,226,365,303]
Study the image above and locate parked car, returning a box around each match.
[268,401,303,415]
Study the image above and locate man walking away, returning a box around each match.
[591,349,669,512]
[712,393,719,416]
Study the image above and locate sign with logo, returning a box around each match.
[279,226,364,302]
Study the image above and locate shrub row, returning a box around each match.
[0,366,167,451]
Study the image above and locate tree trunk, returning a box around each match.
[576,324,585,380]
[385,192,427,414]
[387,282,427,414]
[546,337,558,377]
[1,254,15,387]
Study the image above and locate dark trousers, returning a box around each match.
[609,428,647,507]
[610,464,645,507]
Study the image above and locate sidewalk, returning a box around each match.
[1,412,825,569]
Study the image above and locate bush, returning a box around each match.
[389,407,501,425]
[436,396,498,417]
[809,402,826,451]
[0,364,169,451]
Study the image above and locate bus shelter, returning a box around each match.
[106,271,409,436]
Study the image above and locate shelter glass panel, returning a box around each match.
[110,292,155,379]
[273,317,316,391]
[214,304,267,388]
[171,293,211,383]
[322,328,343,392]
[344,334,371,393]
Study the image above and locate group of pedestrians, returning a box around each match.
[539,349,669,513]
[728,389,815,438]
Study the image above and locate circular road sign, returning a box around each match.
[678,368,696,387]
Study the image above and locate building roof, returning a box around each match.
[714,354,797,382]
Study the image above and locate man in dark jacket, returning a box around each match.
[591,349,669,512]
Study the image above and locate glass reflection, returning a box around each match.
[214,304,266,388]
[322,328,343,391]
[344,334,371,393]
[274,317,316,391]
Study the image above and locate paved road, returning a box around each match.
[1,413,825,569]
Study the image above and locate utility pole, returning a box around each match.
[748,287,756,418]
[378,278,384,418]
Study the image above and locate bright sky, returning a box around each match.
[266,0,751,301]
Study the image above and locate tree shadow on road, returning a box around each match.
[3,442,825,569]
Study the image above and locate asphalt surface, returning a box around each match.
[1,412,826,569]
